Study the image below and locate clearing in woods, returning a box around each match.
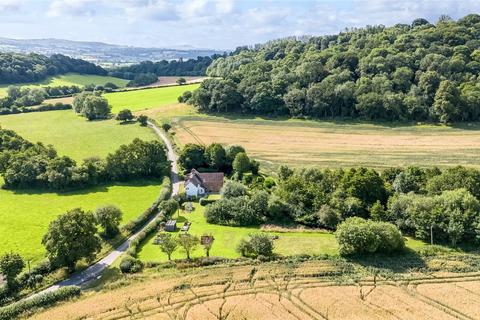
[30,258,480,320]
[0,73,129,97]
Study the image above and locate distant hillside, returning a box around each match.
[0,52,106,84]
[0,37,224,66]
[195,14,480,124]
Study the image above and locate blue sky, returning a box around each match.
[0,0,479,50]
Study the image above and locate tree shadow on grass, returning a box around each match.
[346,248,427,273]
[118,120,137,125]
[7,179,162,196]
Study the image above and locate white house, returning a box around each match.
[185,169,224,197]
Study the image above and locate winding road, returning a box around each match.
[29,121,180,297]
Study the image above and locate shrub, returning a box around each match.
[137,114,148,126]
[220,180,247,198]
[236,234,274,258]
[178,90,192,103]
[0,286,80,320]
[335,217,405,256]
[116,109,134,123]
[199,198,216,206]
[0,253,24,288]
[94,205,123,238]
[119,255,143,273]
[316,205,341,230]
[158,199,179,218]
[162,123,172,132]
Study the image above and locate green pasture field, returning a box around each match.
[137,203,431,262]
[0,110,157,162]
[0,110,165,264]
[0,178,165,264]
[104,83,200,113]
[0,73,129,97]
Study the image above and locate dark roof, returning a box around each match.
[185,169,224,192]
[198,172,224,192]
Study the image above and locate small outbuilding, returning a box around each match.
[164,219,177,232]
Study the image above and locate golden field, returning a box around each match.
[30,260,480,320]
[173,116,480,169]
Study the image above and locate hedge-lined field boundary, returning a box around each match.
[0,286,80,320]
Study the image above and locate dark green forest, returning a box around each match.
[192,14,480,123]
[0,52,106,84]
[109,55,222,86]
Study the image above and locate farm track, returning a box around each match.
[31,263,480,320]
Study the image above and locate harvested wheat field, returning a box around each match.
[174,117,480,168]
[31,260,480,320]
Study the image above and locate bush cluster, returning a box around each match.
[204,190,269,226]
[119,255,143,274]
[236,234,274,258]
[335,217,405,256]
[0,103,72,115]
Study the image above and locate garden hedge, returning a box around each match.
[0,286,80,320]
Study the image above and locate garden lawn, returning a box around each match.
[104,83,200,113]
[0,179,164,264]
[0,73,129,97]
[138,203,436,262]
[0,110,157,162]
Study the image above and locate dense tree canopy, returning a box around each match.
[192,14,480,123]
[0,128,170,190]
[109,55,222,81]
[0,52,106,84]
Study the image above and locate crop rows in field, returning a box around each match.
[31,261,480,320]
[173,117,480,169]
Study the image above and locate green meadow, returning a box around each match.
[105,83,200,113]
[0,179,164,264]
[0,110,157,162]
[0,73,129,97]
[0,110,163,264]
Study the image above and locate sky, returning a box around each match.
[0,0,479,50]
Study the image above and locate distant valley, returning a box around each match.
[0,37,225,66]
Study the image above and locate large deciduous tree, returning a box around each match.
[42,208,101,272]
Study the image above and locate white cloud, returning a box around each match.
[215,0,234,14]
[0,0,22,11]
[48,0,96,17]
[3,0,480,49]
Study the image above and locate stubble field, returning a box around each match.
[30,260,480,320]
[172,115,480,169]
